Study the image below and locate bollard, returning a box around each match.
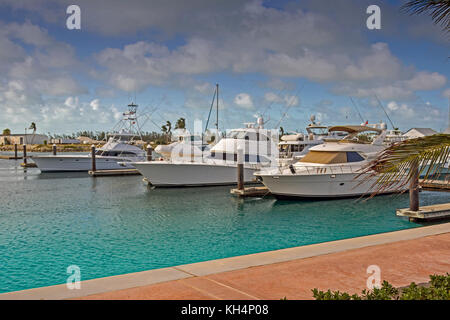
[23,144,27,164]
[14,143,18,159]
[237,147,244,190]
[146,145,152,162]
[91,144,96,172]
[52,144,57,156]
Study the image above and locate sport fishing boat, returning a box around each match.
[255,125,408,199]
[130,117,278,187]
[32,103,146,172]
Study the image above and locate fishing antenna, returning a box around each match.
[349,96,365,123]
[274,84,304,128]
[374,95,395,129]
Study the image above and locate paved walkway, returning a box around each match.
[79,232,450,300]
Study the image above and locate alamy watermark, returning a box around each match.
[366,264,381,289]
[66,5,81,30]
[366,5,381,30]
[66,265,81,290]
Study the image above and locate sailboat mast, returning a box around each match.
[216,83,219,133]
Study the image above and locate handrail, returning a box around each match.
[274,163,366,175]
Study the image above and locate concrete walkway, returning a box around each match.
[2,223,450,300]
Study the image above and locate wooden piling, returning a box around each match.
[91,145,96,172]
[410,162,419,211]
[52,144,57,156]
[147,145,152,161]
[23,144,27,164]
[237,147,244,190]
[14,144,18,159]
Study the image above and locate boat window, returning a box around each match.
[346,151,364,162]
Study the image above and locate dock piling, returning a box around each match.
[14,144,18,159]
[23,144,27,164]
[91,145,96,172]
[52,144,57,156]
[237,147,244,190]
[147,145,152,162]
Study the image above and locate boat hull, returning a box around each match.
[132,161,259,187]
[32,156,138,172]
[257,172,406,199]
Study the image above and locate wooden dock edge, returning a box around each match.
[396,202,450,221]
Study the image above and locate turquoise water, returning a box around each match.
[0,155,448,293]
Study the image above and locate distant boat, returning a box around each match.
[277,117,344,167]
[32,103,146,172]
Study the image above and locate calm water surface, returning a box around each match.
[0,155,448,293]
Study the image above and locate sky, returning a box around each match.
[0,0,449,136]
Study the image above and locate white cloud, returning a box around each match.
[234,93,254,109]
[90,99,100,111]
[404,72,446,91]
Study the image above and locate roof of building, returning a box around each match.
[404,128,437,136]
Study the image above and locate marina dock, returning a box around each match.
[0,155,23,160]
[419,178,450,191]
[230,186,270,197]
[88,169,141,177]
[396,202,450,221]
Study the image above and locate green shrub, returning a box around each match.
[312,274,450,300]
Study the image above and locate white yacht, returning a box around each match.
[155,133,211,161]
[256,125,408,199]
[130,117,278,187]
[32,103,147,172]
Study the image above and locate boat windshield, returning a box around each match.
[226,131,246,139]
[307,127,328,136]
[299,151,365,164]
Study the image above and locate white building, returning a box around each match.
[403,128,437,139]
[1,134,49,145]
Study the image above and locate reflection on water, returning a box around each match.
[0,157,448,293]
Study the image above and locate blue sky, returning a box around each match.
[0,0,449,135]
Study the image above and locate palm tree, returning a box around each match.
[401,0,450,32]
[360,134,450,210]
[161,121,172,143]
[29,122,37,144]
[175,118,186,130]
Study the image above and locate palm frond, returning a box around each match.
[358,134,450,195]
[401,0,450,32]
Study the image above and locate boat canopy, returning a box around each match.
[328,125,381,134]
[299,151,365,164]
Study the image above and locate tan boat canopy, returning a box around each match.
[328,125,381,134]
[300,151,365,164]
